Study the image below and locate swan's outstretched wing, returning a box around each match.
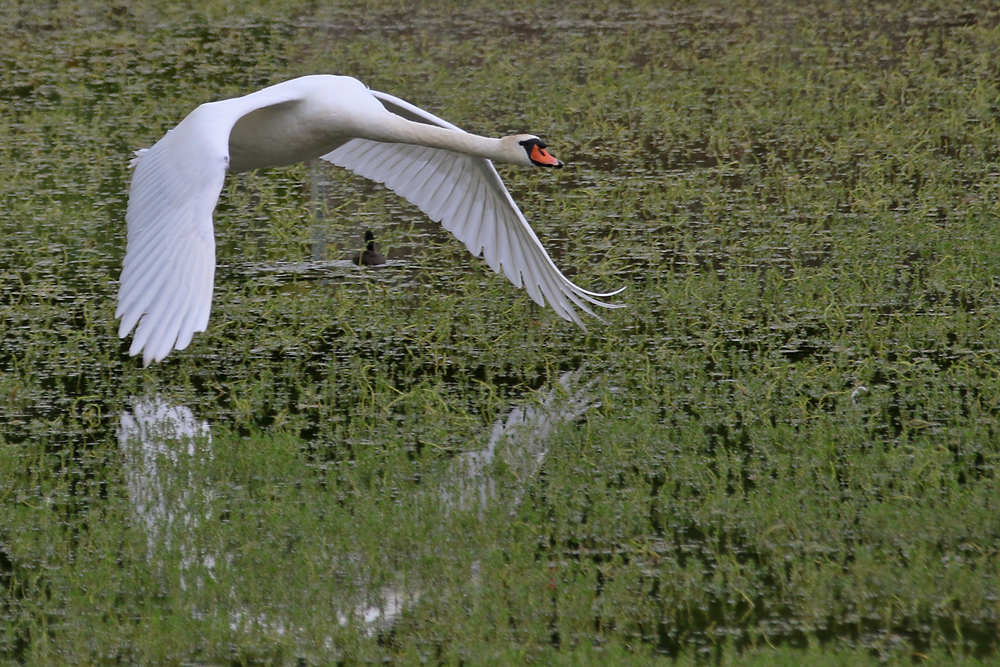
[116,88,302,366]
[322,90,624,329]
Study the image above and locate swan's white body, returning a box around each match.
[117,75,624,366]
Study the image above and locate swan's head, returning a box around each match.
[503,135,563,168]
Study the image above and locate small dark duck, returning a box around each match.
[353,230,386,266]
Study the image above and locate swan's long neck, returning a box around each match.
[364,113,507,162]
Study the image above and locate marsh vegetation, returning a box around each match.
[3,1,1000,664]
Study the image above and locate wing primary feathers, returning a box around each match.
[117,82,301,364]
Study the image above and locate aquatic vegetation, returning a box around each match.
[2,1,1000,664]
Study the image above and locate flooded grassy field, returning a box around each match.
[3,0,1000,664]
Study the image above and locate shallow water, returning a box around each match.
[3,2,1000,664]
[117,371,591,641]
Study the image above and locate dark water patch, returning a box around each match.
[576,135,722,177]
[0,542,28,661]
[295,6,749,45]
[538,495,1000,660]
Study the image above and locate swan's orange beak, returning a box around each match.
[530,144,563,168]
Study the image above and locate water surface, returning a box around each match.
[2,2,1000,664]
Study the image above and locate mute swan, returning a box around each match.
[116,74,625,366]
[352,231,386,267]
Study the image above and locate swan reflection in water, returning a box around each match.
[118,371,592,633]
[119,396,214,576]
[443,370,592,517]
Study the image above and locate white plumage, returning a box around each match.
[116,75,624,366]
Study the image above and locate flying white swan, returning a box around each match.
[116,75,625,366]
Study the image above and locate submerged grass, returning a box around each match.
[3,0,1000,664]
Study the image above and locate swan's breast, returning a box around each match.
[228,98,356,172]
